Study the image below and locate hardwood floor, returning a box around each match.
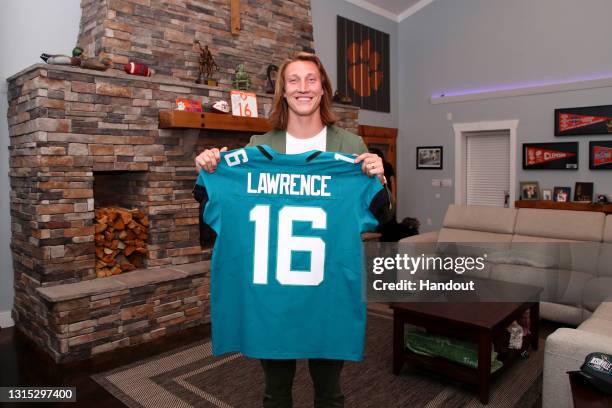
[0,324,211,407]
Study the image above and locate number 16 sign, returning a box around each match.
[230,90,258,118]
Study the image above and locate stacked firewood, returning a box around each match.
[94,207,148,278]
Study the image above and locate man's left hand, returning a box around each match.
[355,152,386,184]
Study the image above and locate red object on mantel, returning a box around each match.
[124,61,153,76]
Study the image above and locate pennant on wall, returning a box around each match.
[337,16,390,112]
[555,105,612,136]
[589,141,612,169]
[522,142,578,170]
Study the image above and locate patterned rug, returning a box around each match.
[93,313,543,408]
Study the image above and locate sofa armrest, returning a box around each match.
[399,231,439,243]
[543,328,612,408]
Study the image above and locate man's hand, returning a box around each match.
[195,147,228,173]
[354,152,386,184]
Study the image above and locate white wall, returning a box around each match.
[0,0,81,327]
[398,0,612,231]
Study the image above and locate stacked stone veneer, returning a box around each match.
[77,0,314,89]
[7,64,359,362]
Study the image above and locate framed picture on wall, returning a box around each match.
[589,141,612,169]
[522,142,578,170]
[555,105,612,136]
[337,16,390,112]
[520,181,540,200]
[416,146,443,169]
[553,186,571,202]
[542,189,552,200]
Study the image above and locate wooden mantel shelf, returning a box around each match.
[515,200,612,214]
[159,110,271,133]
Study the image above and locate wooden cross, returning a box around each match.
[231,0,240,35]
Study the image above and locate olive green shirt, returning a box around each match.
[247,125,368,155]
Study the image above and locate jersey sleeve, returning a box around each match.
[359,177,392,232]
[193,170,221,235]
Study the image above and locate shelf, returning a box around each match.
[515,200,612,214]
[158,110,271,133]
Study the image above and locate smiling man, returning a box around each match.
[194,52,389,408]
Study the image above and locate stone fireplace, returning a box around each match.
[6,0,359,362]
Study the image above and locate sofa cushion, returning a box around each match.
[491,264,591,308]
[540,301,587,326]
[604,215,612,242]
[578,317,612,337]
[597,243,612,277]
[593,301,612,320]
[582,278,612,312]
[514,209,605,242]
[442,204,517,234]
[438,228,513,243]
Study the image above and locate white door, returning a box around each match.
[465,130,510,207]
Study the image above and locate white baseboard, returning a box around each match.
[0,310,14,328]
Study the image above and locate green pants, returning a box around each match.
[260,359,345,408]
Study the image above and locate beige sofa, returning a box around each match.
[400,204,612,408]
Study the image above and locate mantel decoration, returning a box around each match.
[555,105,612,136]
[194,40,219,86]
[40,44,113,71]
[232,63,251,90]
[265,64,278,94]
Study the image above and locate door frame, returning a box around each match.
[452,120,518,206]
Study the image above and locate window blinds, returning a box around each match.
[465,131,510,207]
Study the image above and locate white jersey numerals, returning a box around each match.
[224,149,248,167]
[249,205,327,286]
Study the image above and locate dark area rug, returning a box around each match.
[93,312,542,407]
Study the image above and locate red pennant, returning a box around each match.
[526,147,576,165]
[559,113,611,132]
[593,146,612,166]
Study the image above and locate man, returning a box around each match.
[195,52,389,408]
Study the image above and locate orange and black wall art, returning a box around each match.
[337,16,390,112]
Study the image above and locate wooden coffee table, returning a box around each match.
[390,281,542,404]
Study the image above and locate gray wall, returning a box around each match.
[398,0,612,232]
[311,0,398,129]
[0,0,81,325]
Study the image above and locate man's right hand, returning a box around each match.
[195,147,227,173]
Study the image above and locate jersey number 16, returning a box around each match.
[249,205,326,286]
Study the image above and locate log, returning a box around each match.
[94,206,148,277]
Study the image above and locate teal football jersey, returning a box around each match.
[194,145,387,361]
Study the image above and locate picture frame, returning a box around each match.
[416,146,443,169]
[589,141,612,169]
[520,181,540,200]
[574,182,594,203]
[553,186,571,202]
[522,142,578,170]
[555,105,612,136]
[542,189,552,201]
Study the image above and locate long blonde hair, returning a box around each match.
[268,52,337,130]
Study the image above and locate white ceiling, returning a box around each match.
[343,0,436,22]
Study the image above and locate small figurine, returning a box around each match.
[332,90,352,104]
[124,61,153,77]
[40,53,81,66]
[232,63,251,90]
[80,57,113,71]
[265,64,278,94]
[194,40,219,86]
[72,46,84,57]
